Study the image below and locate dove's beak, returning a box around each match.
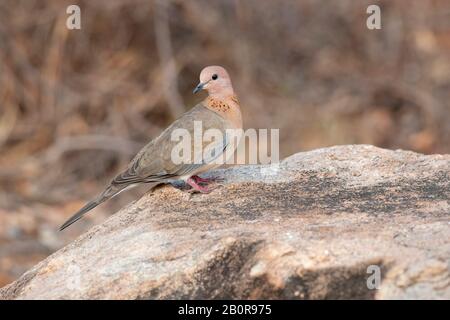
[193,82,204,94]
[193,81,209,94]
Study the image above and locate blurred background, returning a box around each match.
[0,0,449,286]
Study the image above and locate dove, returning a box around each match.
[60,66,243,230]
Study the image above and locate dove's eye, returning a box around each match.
[212,74,218,80]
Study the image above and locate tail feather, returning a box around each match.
[59,186,123,231]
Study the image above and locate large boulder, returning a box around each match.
[1,145,449,299]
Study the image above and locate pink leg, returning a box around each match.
[191,175,224,184]
[186,177,212,193]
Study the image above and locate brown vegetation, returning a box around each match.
[0,0,449,286]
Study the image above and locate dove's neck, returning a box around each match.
[204,93,242,129]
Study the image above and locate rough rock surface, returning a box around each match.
[1,145,449,299]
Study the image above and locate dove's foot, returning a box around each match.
[191,175,224,184]
[186,177,212,193]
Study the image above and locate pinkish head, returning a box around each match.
[193,66,234,97]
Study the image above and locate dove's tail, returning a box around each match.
[59,185,127,231]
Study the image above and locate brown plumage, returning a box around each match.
[60,66,242,230]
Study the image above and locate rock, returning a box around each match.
[0,145,449,299]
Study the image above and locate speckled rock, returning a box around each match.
[1,145,449,299]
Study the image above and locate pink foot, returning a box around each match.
[186,177,212,193]
[191,175,224,184]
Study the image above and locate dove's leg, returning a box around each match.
[191,175,224,184]
[186,177,212,193]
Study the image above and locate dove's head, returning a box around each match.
[193,66,234,97]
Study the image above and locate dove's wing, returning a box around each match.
[111,103,230,187]
[60,104,226,230]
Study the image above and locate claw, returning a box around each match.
[186,177,213,193]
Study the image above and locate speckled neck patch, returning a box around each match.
[206,96,231,112]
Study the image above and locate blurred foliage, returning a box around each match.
[0,0,449,285]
